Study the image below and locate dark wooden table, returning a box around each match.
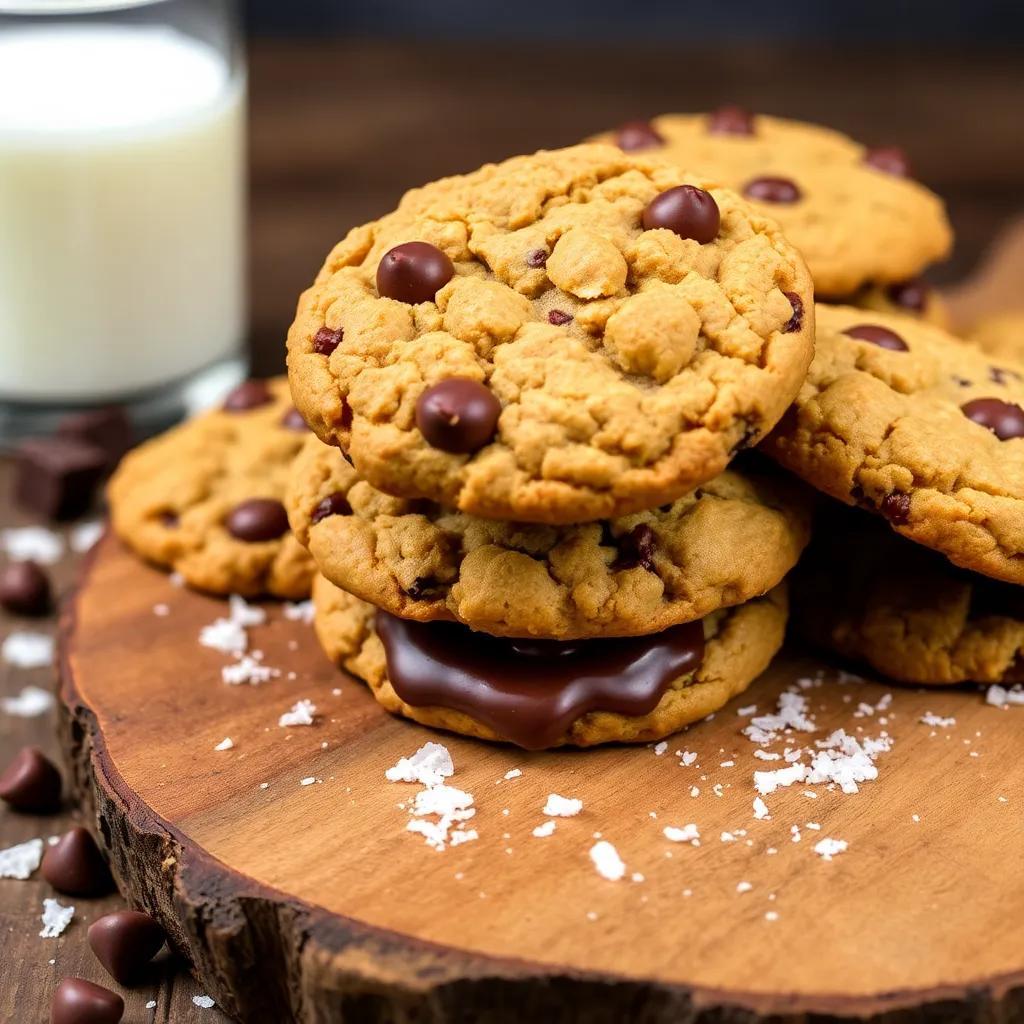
[2,38,1022,1023]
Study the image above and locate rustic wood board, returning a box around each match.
[59,534,1024,1022]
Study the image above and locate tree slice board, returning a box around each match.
[59,534,1024,1023]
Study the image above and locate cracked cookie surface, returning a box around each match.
[794,505,1024,685]
[109,378,315,598]
[287,143,814,524]
[763,304,1024,584]
[593,112,952,296]
[288,435,810,639]
[312,574,787,748]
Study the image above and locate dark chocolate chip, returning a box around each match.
[376,242,454,305]
[743,176,802,204]
[280,407,309,431]
[864,146,911,177]
[707,105,755,136]
[51,978,124,1024]
[990,365,1022,386]
[782,292,804,334]
[881,492,912,525]
[159,510,179,528]
[42,826,114,896]
[548,309,573,326]
[405,576,443,600]
[843,323,908,351]
[612,523,657,572]
[14,437,106,521]
[339,398,353,431]
[614,119,665,151]
[961,398,1024,441]
[0,561,51,616]
[526,248,548,268]
[0,746,61,813]
[886,278,930,314]
[226,499,290,542]
[223,379,273,412]
[87,910,165,985]
[641,185,721,243]
[311,492,352,524]
[312,326,342,356]
[415,379,501,454]
[55,406,132,473]
[952,376,973,388]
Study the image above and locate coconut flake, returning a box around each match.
[214,737,234,751]
[752,797,771,820]
[222,654,279,686]
[283,600,315,624]
[532,821,556,838]
[193,995,216,1009]
[986,684,1024,708]
[589,840,626,881]
[1,684,55,716]
[40,898,74,938]
[920,712,955,728]
[2,633,54,669]
[1,526,63,564]
[543,794,582,817]
[663,823,700,844]
[385,742,454,787]
[754,762,807,796]
[814,837,848,861]
[278,699,317,727]
[0,838,44,879]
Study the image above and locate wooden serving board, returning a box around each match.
[58,534,1024,1023]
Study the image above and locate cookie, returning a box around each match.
[850,278,952,330]
[763,304,1024,585]
[968,310,1024,361]
[109,378,315,598]
[594,111,952,296]
[312,574,787,749]
[287,143,815,525]
[288,433,810,639]
[794,504,1024,685]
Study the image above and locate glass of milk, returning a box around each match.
[0,0,246,439]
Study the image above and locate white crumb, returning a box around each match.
[299,776,317,786]
[222,654,278,686]
[69,520,103,553]
[153,603,170,617]
[986,684,1024,708]
[199,617,248,655]
[0,838,44,879]
[754,762,806,796]
[386,743,454,787]
[1,683,55,716]
[543,794,582,817]
[283,600,315,624]
[532,821,556,838]
[920,712,956,728]
[192,995,216,1009]
[814,837,848,861]
[2,526,63,564]
[278,699,317,727]
[1,633,54,669]
[736,881,753,894]
[752,797,771,820]
[40,898,74,938]
[214,737,234,751]
[589,840,626,881]
[503,768,522,781]
[663,824,699,844]
[653,741,667,756]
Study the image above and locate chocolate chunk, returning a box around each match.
[614,119,665,151]
[547,309,573,326]
[0,746,61,813]
[525,248,548,268]
[0,560,51,616]
[280,407,309,431]
[376,242,454,305]
[843,324,909,351]
[42,826,114,896]
[641,185,721,243]
[339,398,353,431]
[990,365,1022,386]
[612,524,657,572]
[159,510,179,528]
[310,492,352,524]
[782,292,804,334]
[743,176,802,204]
[415,378,501,454]
[864,146,911,177]
[226,499,290,542]
[87,910,165,985]
[14,437,106,521]
[885,277,930,313]
[51,978,124,1024]
[961,398,1024,441]
[223,379,273,412]
[707,105,755,135]
[56,406,132,473]
[881,492,912,525]
[405,576,443,600]
[312,326,342,356]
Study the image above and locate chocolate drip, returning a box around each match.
[376,612,705,750]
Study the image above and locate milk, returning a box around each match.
[0,24,245,400]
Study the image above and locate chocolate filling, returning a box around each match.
[376,611,705,750]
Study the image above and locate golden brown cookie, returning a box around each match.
[763,304,1024,585]
[848,278,952,330]
[594,111,952,296]
[968,310,1024,361]
[312,574,787,749]
[108,378,315,598]
[794,504,1024,685]
[287,143,814,524]
[288,433,810,639]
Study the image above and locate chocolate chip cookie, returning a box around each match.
[287,143,814,524]
[312,574,788,749]
[109,378,315,598]
[595,110,953,297]
[968,310,1024,361]
[763,304,1024,584]
[794,504,1024,685]
[288,433,810,639]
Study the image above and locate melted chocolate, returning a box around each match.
[376,612,705,750]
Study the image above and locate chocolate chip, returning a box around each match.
[312,326,342,356]
[707,105,755,136]
[223,379,273,412]
[339,398,353,430]
[881,492,912,525]
[0,746,61,812]
[88,910,165,985]
[961,398,1024,441]
[952,376,973,388]
[14,437,106,521]
[782,292,803,334]
[405,576,443,600]
[612,524,657,572]
[416,378,501,454]
[226,499,290,542]
[743,176,802,204]
[280,407,309,431]
[159,510,179,528]
[376,241,454,304]
[842,323,908,351]
[526,248,548,268]
[990,365,1022,386]
[0,561,51,616]
[42,826,114,896]
[311,492,352,524]
[56,406,132,473]
[850,484,874,509]
[886,277,930,313]
[614,119,665,151]
[641,185,721,243]
[864,146,911,177]
[548,309,573,326]
[51,978,124,1024]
